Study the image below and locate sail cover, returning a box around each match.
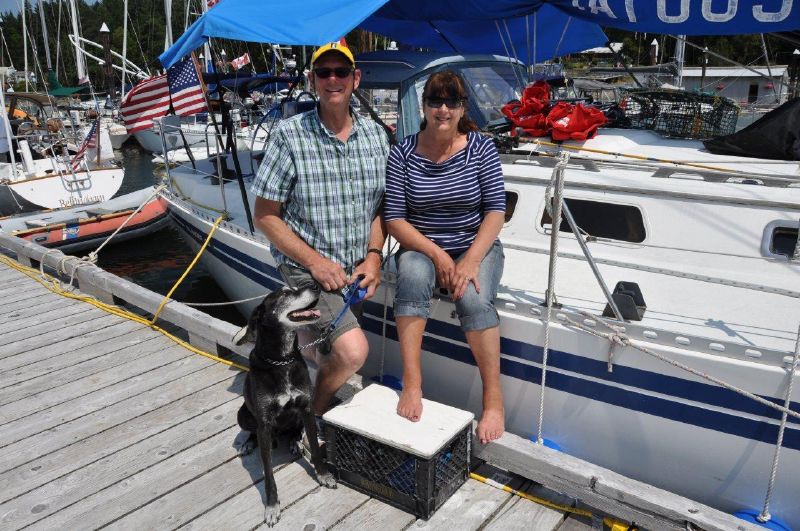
[160,0,800,68]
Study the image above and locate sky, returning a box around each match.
[0,0,99,17]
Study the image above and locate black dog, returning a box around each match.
[234,284,336,526]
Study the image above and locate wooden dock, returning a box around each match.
[0,259,590,530]
[0,234,758,531]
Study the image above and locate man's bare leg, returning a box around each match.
[465,326,504,444]
[308,327,369,416]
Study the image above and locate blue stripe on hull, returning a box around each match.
[169,209,800,450]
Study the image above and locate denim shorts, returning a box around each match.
[278,263,362,351]
[393,240,504,332]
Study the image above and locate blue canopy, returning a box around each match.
[160,0,800,68]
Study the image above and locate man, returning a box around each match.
[251,41,389,418]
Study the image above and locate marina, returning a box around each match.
[0,0,799,529]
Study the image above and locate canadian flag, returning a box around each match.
[231,52,251,70]
[207,0,220,8]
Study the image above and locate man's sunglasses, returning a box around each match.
[425,98,465,109]
[313,67,355,79]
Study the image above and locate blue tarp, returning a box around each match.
[160,0,800,68]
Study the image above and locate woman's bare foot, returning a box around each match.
[397,387,423,422]
[476,408,504,444]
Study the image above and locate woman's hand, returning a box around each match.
[431,248,457,291]
[452,257,481,301]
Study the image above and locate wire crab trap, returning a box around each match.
[619,88,739,139]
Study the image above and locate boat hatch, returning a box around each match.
[504,191,518,223]
[541,198,646,243]
[770,225,799,258]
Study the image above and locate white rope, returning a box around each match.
[758,323,800,523]
[83,184,167,264]
[536,152,569,445]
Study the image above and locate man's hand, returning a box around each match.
[352,254,382,300]
[307,256,348,292]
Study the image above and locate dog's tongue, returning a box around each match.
[291,309,321,319]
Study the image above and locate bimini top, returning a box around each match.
[356,50,523,89]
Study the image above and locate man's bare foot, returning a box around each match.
[476,408,504,444]
[397,387,423,422]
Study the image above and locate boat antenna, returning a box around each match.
[759,33,780,103]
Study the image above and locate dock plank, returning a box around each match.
[483,482,566,530]
[0,324,156,386]
[0,306,111,346]
[0,297,85,324]
[101,443,301,530]
[2,290,68,313]
[0,337,185,417]
[0,347,215,449]
[410,478,518,530]
[330,498,416,530]
[0,364,238,482]
[0,301,95,333]
[1,283,54,305]
[1,400,242,530]
[179,457,321,530]
[0,312,133,359]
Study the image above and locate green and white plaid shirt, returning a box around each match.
[251,107,388,271]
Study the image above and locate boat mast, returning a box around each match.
[201,0,210,72]
[121,0,128,98]
[22,0,28,90]
[36,0,53,72]
[674,34,686,88]
[68,0,87,83]
[164,0,173,51]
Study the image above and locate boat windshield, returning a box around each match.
[406,62,524,133]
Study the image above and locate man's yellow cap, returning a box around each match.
[311,39,355,67]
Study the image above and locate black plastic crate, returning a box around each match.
[325,423,471,519]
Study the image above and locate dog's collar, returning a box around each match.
[263,356,297,367]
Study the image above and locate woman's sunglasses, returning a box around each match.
[425,98,465,109]
[313,67,355,79]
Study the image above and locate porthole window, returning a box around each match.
[504,191,518,223]
[771,226,798,257]
[541,198,646,243]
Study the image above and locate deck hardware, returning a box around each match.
[676,336,691,345]
[603,281,646,321]
[745,349,763,358]
[709,343,726,352]
[643,330,658,339]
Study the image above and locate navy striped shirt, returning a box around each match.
[385,131,506,253]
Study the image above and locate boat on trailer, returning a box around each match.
[160,50,800,528]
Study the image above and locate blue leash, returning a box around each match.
[300,275,367,354]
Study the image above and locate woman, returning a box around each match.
[384,71,506,444]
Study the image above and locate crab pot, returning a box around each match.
[323,385,473,519]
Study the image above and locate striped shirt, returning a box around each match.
[251,107,388,270]
[385,131,505,253]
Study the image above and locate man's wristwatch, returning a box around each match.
[367,248,384,260]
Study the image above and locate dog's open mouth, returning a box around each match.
[288,301,321,322]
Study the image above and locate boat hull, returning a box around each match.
[163,190,800,527]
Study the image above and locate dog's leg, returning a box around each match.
[235,404,258,456]
[256,425,281,526]
[302,412,337,488]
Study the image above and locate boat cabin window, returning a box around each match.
[504,191,518,223]
[355,88,399,132]
[541,198,646,243]
[771,226,798,258]
[407,62,524,132]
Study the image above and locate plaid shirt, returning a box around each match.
[251,107,388,271]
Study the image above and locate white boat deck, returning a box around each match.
[0,261,595,531]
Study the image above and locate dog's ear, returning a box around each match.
[234,303,264,345]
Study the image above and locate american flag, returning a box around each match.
[70,119,99,171]
[166,57,207,117]
[120,57,207,133]
[231,52,251,70]
[119,74,170,133]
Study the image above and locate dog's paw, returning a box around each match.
[317,472,337,489]
[234,431,256,456]
[264,503,281,526]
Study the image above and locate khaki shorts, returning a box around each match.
[278,263,362,353]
